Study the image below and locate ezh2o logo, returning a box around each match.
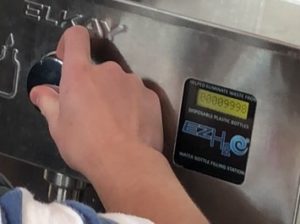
[182,121,249,157]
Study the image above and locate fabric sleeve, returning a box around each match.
[0,188,153,224]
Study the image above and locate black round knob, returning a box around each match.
[27,56,62,95]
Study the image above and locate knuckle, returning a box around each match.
[128,74,140,83]
[101,61,124,74]
[147,89,161,104]
[127,75,144,89]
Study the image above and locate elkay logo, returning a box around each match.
[24,0,126,41]
[182,120,249,157]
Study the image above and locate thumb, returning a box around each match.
[30,85,59,126]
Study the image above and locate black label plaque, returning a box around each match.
[174,79,257,184]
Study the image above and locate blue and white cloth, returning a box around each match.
[0,188,153,224]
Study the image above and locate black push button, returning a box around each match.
[27,39,131,99]
[27,56,62,95]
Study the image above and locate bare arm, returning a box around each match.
[85,143,208,224]
[30,26,209,224]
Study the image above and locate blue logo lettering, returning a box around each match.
[182,120,249,157]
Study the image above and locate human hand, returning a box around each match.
[30,26,209,224]
[29,26,163,175]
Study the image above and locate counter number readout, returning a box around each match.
[196,89,249,120]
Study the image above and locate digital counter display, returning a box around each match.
[197,89,249,120]
[175,79,257,184]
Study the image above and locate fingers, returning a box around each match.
[56,26,91,67]
[30,85,59,126]
[57,26,132,73]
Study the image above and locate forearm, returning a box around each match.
[83,143,209,224]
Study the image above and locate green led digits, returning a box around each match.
[197,89,249,120]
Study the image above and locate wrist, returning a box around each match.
[81,141,169,185]
[80,142,209,224]
[81,142,174,205]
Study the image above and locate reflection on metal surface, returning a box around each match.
[43,169,86,202]
[0,33,20,99]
